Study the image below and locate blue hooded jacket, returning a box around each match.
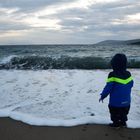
[100,54,134,107]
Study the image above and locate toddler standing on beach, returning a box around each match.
[99,53,133,127]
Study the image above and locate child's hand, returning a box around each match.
[99,98,104,103]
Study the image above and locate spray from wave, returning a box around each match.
[0,55,140,70]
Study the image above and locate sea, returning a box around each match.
[0,44,140,70]
[0,44,140,128]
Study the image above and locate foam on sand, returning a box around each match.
[0,69,140,128]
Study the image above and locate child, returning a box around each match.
[99,53,133,127]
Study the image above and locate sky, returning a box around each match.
[0,0,140,44]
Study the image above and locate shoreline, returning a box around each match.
[0,117,140,140]
[0,69,140,128]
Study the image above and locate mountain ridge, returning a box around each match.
[96,39,140,45]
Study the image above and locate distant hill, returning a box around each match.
[96,39,140,45]
[126,39,140,45]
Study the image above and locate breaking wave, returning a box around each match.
[0,55,140,70]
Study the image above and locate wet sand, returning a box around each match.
[0,117,140,140]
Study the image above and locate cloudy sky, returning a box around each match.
[0,0,140,44]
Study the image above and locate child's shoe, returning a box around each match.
[120,121,127,127]
[109,123,120,128]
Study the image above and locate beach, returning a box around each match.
[0,117,140,140]
[0,69,140,128]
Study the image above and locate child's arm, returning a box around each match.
[99,72,114,102]
[99,82,114,101]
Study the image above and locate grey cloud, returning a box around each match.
[0,0,140,44]
[0,0,75,12]
[39,8,87,20]
[90,1,140,11]
[85,23,140,33]
[51,1,140,33]
[89,1,140,19]
[60,18,85,27]
[0,21,31,31]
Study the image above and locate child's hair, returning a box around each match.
[111,53,127,71]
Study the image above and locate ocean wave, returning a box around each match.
[0,55,140,70]
[0,55,17,64]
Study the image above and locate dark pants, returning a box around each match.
[108,105,130,123]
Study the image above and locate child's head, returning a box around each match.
[111,53,127,71]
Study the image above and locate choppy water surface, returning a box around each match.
[0,44,140,69]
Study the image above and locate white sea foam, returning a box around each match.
[0,69,140,128]
[0,55,17,64]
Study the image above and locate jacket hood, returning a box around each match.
[111,53,127,71]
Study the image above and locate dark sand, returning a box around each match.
[0,117,140,140]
